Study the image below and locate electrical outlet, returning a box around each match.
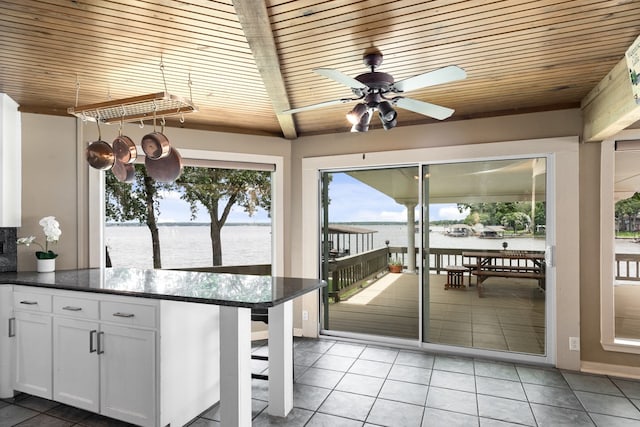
[569,336,580,351]
[302,310,309,321]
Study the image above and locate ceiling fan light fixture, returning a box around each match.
[346,103,368,125]
[380,113,397,130]
[351,110,371,132]
[378,101,397,122]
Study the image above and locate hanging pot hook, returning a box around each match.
[152,100,158,132]
[179,112,185,124]
[160,116,166,133]
[119,108,125,136]
[95,110,102,141]
[139,119,145,129]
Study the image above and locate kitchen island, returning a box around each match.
[0,268,326,427]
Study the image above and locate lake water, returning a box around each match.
[106,223,640,269]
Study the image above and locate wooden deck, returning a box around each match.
[328,272,420,339]
[327,272,546,354]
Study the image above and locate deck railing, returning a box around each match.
[615,253,640,281]
[327,246,547,301]
[327,248,389,301]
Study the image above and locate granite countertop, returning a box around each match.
[0,268,326,308]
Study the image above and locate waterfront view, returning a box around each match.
[105,223,552,269]
[106,222,640,270]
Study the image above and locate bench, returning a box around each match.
[472,270,545,297]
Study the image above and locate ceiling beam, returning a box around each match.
[232,0,297,140]
[581,57,640,142]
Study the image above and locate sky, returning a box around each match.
[153,172,467,224]
[327,173,467,223]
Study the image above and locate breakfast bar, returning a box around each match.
[0,268,326,427]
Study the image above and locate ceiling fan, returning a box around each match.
[283,49,467,132]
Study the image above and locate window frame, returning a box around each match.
[600,131,640,353]
[88,148,285,276]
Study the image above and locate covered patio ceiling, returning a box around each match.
[347,158,547,205]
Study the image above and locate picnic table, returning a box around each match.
[462,250,546,297]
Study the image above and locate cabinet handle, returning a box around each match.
[97,331,104,354]
[19,300,38,305]
[112,312,135,318]
[8,317,15,337]
[62,306,82,312]
[89,330,97,353]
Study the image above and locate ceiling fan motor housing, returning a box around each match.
[355,72,394,90]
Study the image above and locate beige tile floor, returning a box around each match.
[329,272,546,354]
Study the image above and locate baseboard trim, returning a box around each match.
[581,360,640,379]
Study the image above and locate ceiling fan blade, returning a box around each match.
[391,65,466,93]
[314,68,368,89]
[394,97,454,120]
[282,98,354,114]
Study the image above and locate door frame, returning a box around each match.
[301,137,580,369]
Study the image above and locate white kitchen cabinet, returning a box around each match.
[13,310,52,399]
[0,285,14,398]
[12,289,52,399]
[0,93,21,227]
[99,323,156,426]
[52,316,100,412]
[10,286,221,427]
[51,293,157,426]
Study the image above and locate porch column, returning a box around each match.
[405,202,416,273]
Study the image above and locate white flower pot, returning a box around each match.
[36,258,56,273]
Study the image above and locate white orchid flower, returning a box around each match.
[17,216,62,258]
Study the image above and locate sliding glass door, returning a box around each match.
[320,167,420,340]
[320,157,549,357]
[423,158,548,355]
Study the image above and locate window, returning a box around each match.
[601,136,640,351]
[105,163,272,270]
[87,148,284,276]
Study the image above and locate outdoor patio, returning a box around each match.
[328,272,546,354]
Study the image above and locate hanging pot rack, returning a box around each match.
[67,92,197,124]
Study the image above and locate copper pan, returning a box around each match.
[85,140,115,170]
[141,131,171,160]
[112,135,137,164]
[145,147,182,182]
[112,160,135,183]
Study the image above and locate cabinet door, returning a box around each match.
[0,286,13,398]
[53,317,99,412]
[99,324,156,427]
[14,311,52,399]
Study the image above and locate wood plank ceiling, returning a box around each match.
[0,0,639,139]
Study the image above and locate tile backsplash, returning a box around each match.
[0,228,17,272]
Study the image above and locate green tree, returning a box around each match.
[105,165,169,268]
[615,193,640,232]
[175,167,271,266]
[500,211,531,234]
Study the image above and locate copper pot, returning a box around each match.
[141,132,171,160]
[85,140,115,170]
[112,135,137,164]
[145,147,182,182]
[112,160,135,183]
